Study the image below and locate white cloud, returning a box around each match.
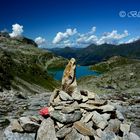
[125,36,139,44]
[77,29,129,46]
[77,35,98,44]
[91,26,96,33]
[52,28,77,44]
[35,37,46,46]
[9,23,23,38]
[51,26,138,48]
[97,30,129,45]
[77,26,98,45]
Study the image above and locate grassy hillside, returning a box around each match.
[78,56,140,95]
[0,33,67,93]
[89,56,139,72]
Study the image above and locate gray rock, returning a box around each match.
[82,96,89,102]
[96,128,103,138]
[100,104,115,112]
[116,110,124,121]
[120,123,131,133]
[61,101,80,114]
[64,128,83,140]
[73,121,94,136]
[3,126,35,140]
[19,117,39,133]
[54,95,61,103]
[94,135,101,140]
[105,119,121,134]
[36,118,58,140]
[101,131,118,140]
[86,121,94,129]
[59,91,73,101]
[87,91,95,100]
[56,126,72,138]
[72,91,82,101]
[102,113,111,121]
[52,100,74,106]
[80,90,88,96]
[61,106,77,114]
[83,112,93,123]
[48,89,59,106]
[129,132,140,140]
[50,110,82,124]
[11,119,24,132]
[79,103,102,111]
[56,121,64,128]
[54,105,64,110]
[15,92,27,99]
[86,100,107,106]
[123,133,130,140]
[82,136,91,140]
[92,111,108,129]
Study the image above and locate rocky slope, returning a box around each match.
[0,32,68,133]
[2,59,140,140]
[78,56,140,136]
[0,32,67,92]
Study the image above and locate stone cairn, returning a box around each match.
[3,58,140,140]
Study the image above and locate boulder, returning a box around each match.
[3,126,35,140]
[100,104,115,112]
[64,128,83,140]
[72,91,82,101]
[96,129,103,138]
[59,91,73,101]
[50,110,82,124]
[82,96,89,102]
[11,119,24,132]
[61,58,77,95]
[79,103,102,111]
[102,113,111,121]
[92,111,108,129]
[48,89,59,106]
[87,91,95,100]
[80,90,88,96]
[86,100,107,106]
[129,132,140,140]
[101,131,118,140]
[36,118,58,140]
[105,119,121,134]
[82,112,93,123]
[120,123,131,133]
[73,121,94,136]
[116,110,124,121]
[19,117,40,133]
[56,126,72,138]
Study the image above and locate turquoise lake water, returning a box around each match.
[49,66,101,81]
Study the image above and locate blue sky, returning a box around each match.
[0,0,140,47]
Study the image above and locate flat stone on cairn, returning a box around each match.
[3,58,140,140]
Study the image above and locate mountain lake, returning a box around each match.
[48,66,101,81]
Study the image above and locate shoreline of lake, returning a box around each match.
[48,66,101,81]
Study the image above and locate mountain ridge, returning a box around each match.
[0,33,67,93]
[49,39,140,65]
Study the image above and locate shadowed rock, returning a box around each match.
[36,118,58,140]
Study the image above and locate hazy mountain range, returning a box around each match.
[49,39,140,65]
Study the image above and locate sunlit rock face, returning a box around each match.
[61,58,77,95]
